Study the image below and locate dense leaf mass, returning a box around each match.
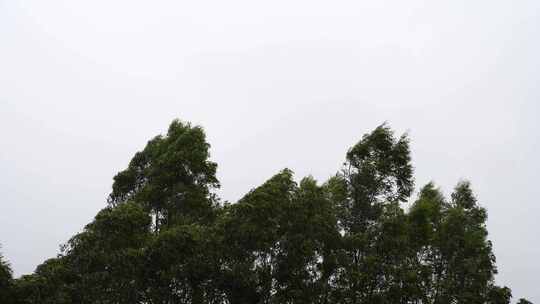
[0,120,532,303]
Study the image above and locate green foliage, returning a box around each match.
[143,224,225,303]
[488,285,513,304]
[0,249,15,304]
[3,120,530,303]
[109,119,220,231]
[218,169,297,303]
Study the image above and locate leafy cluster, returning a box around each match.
[0,120,531,303]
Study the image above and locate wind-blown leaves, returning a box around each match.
[0,249,15,304]
[1,120,530,304]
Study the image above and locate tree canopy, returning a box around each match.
[0,120,532,303]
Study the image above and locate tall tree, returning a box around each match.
[142,224,225,304]
[219,169,296,303]
[332,124,414,303]
[408,181,507,304]
[58,201,151,303]
[436,181,497,303]
[0,249,15,304]
[487,285,512,304]
[341,123,414,233]
[8,120,532,303]
[14,257,73,304]
[108,119,220,231]
[273,176,340,303]
[408,182,448,303]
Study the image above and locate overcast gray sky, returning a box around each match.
[0,0,538,302]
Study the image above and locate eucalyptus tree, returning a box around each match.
[0,249,15,304]
[218,171,341,304]
[487,285,512,304]
[14,258,73,304]
[407,181,513,304]
[219,169,296,303]
[74,202,150,303]
[273,176,340,303]
[7,119,533,303]
[142,223,225,304]
[435,181,497,303]
[407,183,448,303]
[108,119,220,232]
[331,124,414,303]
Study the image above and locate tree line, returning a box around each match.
[0,120,532,303]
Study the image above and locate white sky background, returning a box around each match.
[0,0,538,302]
